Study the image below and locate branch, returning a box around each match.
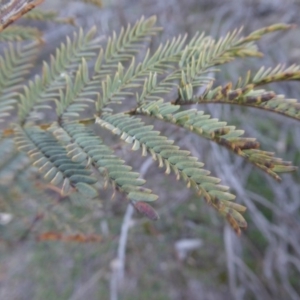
[0,0,44,32]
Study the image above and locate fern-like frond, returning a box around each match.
[178,24,288,77]
[58,16,165,115]
[13,125,98,197]
[97,16,160,74]
[239,64,300,87]
[134,99,296,180]
[96,113,247,234]
[18,27,100,124]
[24,9,75,25]
[95,34,191,107]
[2,10,298,241]
[96,30,225,107]
[256,96,300,120]
[67,24,292,116]
[193,81,300,121]
[93,33,215,109]
[89,16,161,82]
[98,34,188,103]
[18,17,160,123]
[0,25,43,42]
[133,24,293,105]
[51,121,159,215]
[56,59,91,120]
[0,41,39,123]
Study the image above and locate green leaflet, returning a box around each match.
[64,16,163,113]
[51,122,158,206]
[18,26,101,124]
[14,125,98,197]
[0,26,43,42]
[96,113,248,233]
[0,42,39,123]
[136,99,297,180]
[75,182,98,198]
[2,12,298,235]
[128,191,158,202]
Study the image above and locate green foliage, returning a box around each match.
[0,25,43,41]
[135,99,296,180]
[24,9,75,25]
[0,41,39,123]
[0,1,299,240]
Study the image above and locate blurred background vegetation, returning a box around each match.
[0,0,300,299]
